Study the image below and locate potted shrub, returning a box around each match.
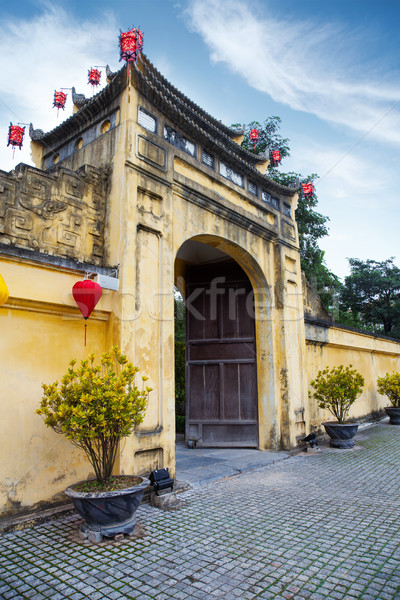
[310,365,365,448]
[377,372,400,424]
[37,346,152,540]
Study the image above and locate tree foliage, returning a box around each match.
[339,258,400,337]
[37,347,151,485]
[232,117,290,158]
[310,365,365,423]
[235,117,341,311]
[377,372,400,408]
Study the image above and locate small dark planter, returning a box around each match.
[323,422,359,449]
[64,476,150,538]
[384,406,400,425]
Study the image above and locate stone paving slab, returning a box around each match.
[1,423,400,599]
[175,442,290,487]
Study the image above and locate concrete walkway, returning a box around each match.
[175,435,290,487]
[1,423,400,599]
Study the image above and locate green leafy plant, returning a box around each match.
[377,372,400,407]
[37,346,152,486]
[310,365,365,423]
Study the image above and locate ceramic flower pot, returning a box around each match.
[323,422,359,449]
[384,406,400,425]
[64,476,150,539]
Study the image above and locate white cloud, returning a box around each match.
[0,3,118,172]
[185,0,400,146]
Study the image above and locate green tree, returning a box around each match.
[37,347,151,486]
[310,365,365,423]
[339,258,400,337]
[233,117,290,158]
[235,117,341,311]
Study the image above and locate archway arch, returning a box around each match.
[174,235,276,449]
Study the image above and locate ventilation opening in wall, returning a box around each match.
[101,120,111,134]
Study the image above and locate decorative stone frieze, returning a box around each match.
[0,163,109,265]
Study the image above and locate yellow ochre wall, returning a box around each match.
[305,321,400,428]
[0,258,113,517]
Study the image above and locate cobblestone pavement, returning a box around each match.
[1,423,400,600]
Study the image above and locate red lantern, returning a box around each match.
[249,128,259,149]
[53,91,67,117]
[301,182,314,208]
[301,182,314,197]
[119,27,144,63]
[271,150,282,166]
[7,124,25,154]
[88,68,101,88]
[72,279,102,346]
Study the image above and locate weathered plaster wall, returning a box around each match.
[305,319,400,430]
[0,257,113,517]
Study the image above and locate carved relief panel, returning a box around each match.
[0,164,108,265]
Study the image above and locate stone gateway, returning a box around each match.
[0,56,399,519]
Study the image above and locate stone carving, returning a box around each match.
[0,163,108,265]
[72,86,88,110]
[29,123,45,142]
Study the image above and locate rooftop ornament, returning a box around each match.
[72,278,102,346]
[249,128,259,150]
[7,123,25,158]
[271,150,282,166]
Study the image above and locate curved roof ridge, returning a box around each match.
[133,63,294,196]
[140,54,262,164]
[30,67,127,147]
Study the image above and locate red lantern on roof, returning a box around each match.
[271,150,282,166]
[301,182,314,197]
[72,279,102,346]
[249,128,259,149]
[53,90,67,116]
[7,124,25,149]
[119,27,144,63]
[88,68,101,88]
[301,182,314,208]
[7,123,25,158]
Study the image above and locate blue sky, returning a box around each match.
[1,0,399,279]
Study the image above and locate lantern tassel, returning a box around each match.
[84,322,87,346]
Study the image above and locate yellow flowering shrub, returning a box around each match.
[377,372,400,407]
[310,365,364,424]
[37,346,152,485]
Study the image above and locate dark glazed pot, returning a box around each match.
[384,406,400,425]
[323,422,359,449]
[64,476,150,537]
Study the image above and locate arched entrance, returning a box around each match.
[175,239,259,447]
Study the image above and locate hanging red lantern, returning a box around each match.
[249,128,259,149]
[271,150,282,166]
[301,182,314,208]
[119,27,144,63]
[72,279,102,346]
[88,68,101,88]
[53,90,67,117]
[7,123,25,156]
[301,182,314,197]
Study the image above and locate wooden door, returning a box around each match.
[185,261,258,447]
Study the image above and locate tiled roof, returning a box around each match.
[32,55,296,196]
